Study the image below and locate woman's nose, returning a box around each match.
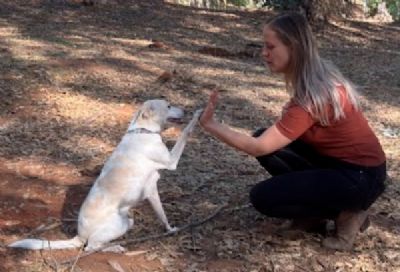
[261,47,268,58]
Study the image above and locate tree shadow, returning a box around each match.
[0,169,66,270]
[60,183,92,235]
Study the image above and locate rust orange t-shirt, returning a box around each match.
[275,88,386,167]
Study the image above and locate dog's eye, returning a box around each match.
[167,105,171,109]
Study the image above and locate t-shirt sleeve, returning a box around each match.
[275,102,316,140]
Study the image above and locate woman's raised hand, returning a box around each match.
[199,90,219,129]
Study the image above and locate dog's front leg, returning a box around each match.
[147,188,176,232]
[166,109,202,170]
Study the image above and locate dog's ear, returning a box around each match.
[140,103,156,120]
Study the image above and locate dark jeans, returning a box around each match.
[249,128,386,219]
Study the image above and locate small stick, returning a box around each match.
[48,240,60,272]
[225,203,251,212]
[70,245,84,272]
[40,249,57,272]
[13,222,62,243]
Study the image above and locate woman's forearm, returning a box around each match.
[202,120,262,157]
[202,120,292,157]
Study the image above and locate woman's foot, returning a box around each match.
[322,209,369,251]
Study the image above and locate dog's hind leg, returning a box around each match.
[84,213,131,252]
[128,218,134,229]
[120,206,134,230]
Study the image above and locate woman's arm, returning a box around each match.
[200,91,292,157]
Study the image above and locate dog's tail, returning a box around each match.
[8,236,83,250]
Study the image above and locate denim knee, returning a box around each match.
[249,182,273,216]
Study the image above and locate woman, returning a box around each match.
[199,12,386,251]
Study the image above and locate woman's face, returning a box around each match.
[261,26,291,75]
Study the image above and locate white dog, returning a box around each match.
[9,99,201,252]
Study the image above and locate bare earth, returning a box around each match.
[0,1,399,271]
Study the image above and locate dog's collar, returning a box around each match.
[127,128,160,134]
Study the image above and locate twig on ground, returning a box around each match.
[70,246,84,272]
[190,218,197,252]
[61,218,78,222]
[125,249,148,256]
[19,221,62,242]
[186,179,209,195]
[270,259,276,272]
[48,240,60,272]
[125,250,148,256]
[159,242,178,258]
[108,260,126,272]
[225,202,252,213]
[294,264,309,271]
[40,243,59,272]
[12,221,62,271]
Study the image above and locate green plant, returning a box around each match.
[260,0,350,23]
[385,0,400,20]
[366,0,380,16]
[228,0,251,6]
[366,0,400,20]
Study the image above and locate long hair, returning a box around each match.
[266,12,359,125]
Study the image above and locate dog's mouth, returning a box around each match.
[167,117,184,124]
[167,106,184,124]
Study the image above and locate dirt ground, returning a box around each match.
[0,1,399,271]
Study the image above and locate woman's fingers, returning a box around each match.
[206,90,218,110]
[210,90,219,106]
[200,90,219,127]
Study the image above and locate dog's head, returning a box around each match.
[129,99,184,132]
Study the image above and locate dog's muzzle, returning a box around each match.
[167,106,184,123]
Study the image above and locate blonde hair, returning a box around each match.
[266,12,359,125]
